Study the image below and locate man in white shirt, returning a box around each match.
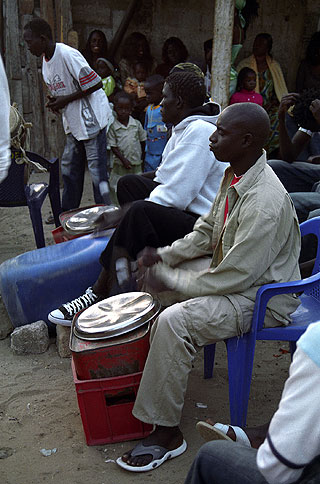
[186,322,320,484]
[48,71,228,326]
[0,55,11,184]
[23,18,113,210]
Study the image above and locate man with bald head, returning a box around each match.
[117,103,301,473]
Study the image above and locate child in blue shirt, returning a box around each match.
[143,75,168,172]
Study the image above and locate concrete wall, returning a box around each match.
[71,0,215,66]
[71,0,320,92]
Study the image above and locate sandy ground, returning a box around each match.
[0,170,292,484]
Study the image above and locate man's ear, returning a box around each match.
[176,95,184,110]
[242,132,253,148]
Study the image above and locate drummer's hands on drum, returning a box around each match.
[137,247,162,268]
[136,247,167,292]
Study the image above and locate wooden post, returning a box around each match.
[108,0,140,61]
[211,0,235,109]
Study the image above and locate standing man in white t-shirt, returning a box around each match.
[23,18,113,210]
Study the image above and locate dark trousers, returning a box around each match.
[117,173,159,205]
[98,174,198,293]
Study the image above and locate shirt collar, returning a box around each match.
[224,150,267,197]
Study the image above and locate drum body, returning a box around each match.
[70,292,161,380]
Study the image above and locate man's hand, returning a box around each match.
[137,247,162,268]
[135,247,166,292]
[310,99,320,125]
[278,93,300,120]
[46,95,69,112]
[122,158,132,170]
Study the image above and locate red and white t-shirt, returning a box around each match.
[42,43,113,140]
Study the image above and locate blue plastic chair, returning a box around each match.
[203,216,320,427]
[0,149,61,248]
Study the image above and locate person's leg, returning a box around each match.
[84,128,110,204]
[184,441,268,484]
[290,192,320,223]
[198,419,270,449]
[99,200,198,272]
[120,293,254,468]
[61,134,86,211]
[96,201,198,299]
[268,160,320,193]
[49,201,198,324]
[116,174,159,205]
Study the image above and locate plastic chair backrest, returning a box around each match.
[300,216,320,277]
[204,217,320,427]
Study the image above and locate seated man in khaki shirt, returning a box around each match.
[117,102,301,474]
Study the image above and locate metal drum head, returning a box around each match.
[74,292,161,340]
[65,205,119,234]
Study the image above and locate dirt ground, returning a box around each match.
[0,170,292,484]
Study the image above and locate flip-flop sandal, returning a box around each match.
[196,421,251,447]
[116,439,187,472]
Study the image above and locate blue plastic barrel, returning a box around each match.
[0,234,111,330]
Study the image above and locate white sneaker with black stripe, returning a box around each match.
[48,287,101,326]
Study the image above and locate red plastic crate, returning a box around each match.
[52,225,83,244]
[71,358,152,445]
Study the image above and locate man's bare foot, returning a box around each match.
[121,425,183,468]
[206,419,269,449]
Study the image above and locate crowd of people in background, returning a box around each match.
[76,15,320,205]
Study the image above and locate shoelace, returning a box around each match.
[63,289,97,316]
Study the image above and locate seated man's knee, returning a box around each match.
[153,303,186,335]
[124,199,150,217]
[117,174,137,194]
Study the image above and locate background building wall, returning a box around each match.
[2,0,320,159]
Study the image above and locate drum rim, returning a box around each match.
[73,292,161,340]
[65,205,119,234]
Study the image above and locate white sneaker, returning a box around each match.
[48,287,101,326]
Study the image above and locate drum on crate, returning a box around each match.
[70,292,161,380]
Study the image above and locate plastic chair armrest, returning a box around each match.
[252,272,320,332]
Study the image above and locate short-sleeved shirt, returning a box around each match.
[108,115,147,166]
[144,104,168,156]
[42,43,113,141]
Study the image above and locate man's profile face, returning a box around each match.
[209,109,244,164]
[160,83,179,125]
[23,29,45,57]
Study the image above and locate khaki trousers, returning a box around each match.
[133,258,281,427]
